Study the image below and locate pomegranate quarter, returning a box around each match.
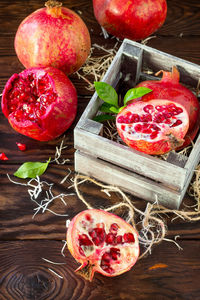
[67,209,139,281]
[1,67,77,141]
[116,99,189,155]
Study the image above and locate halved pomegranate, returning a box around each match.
[116,99,189,155]
[1,67,77,141]
[67,209,139,281]
[135,67,200,148]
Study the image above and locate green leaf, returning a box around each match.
[14,158,51,179]
[123,87,152,105]
[93,114,116,122]
[99,103,120,114]
[94,82,118,107]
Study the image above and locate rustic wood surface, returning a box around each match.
[1,0,200,299]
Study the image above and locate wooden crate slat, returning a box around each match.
[74,126,187,190]
[75,150,182,209]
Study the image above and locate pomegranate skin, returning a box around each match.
[93,0,167,41]
[14,2,91,75]
[2,67,77,141]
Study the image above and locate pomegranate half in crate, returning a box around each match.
[116,99,189,155]
[1,67,77,141]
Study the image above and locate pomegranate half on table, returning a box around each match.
[67,209,140,281]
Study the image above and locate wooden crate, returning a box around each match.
[74,39,200,209]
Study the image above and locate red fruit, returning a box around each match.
[67,209,139,281]
[14,1,91,75]
[116,99,189,155]
[93,0,167,41]
[135,67,200,148]
[1,67,77,141]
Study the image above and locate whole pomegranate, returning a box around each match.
[93,0,167,41]
[116,99,189,155]
[135,67,200,148]
[1,67,77,141]
[14,1,91,75]
[67,209,139,281]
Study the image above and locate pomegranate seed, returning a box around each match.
[115,235,123,244]
[123,233,135,243]
[89,228,106,245]
[105,233,115,245]
[143,104,154,113]
[150,124,161,131]
[155,105,166,111]
[110,248,120,260]
[79,234,93,246]
[109,223,119,233]
[134,124,142,132]
[142,128,152,134]
[170,119,182,127]
[140,114,152,122]
[154,113,165,123]
[16,142,26,151]
[102,252,111,262]
[150,131,158,139]
[176,107,183,114]
[0,153,8,160]
[129,114,140,123]
[85,213,92,221]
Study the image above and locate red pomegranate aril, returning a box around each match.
[101,265,114,274]
[142,128,152,134]
[0,153,9,160]
[117,116,125,123]
[102,252,111,262]
[134,124,142,132]
[116,235,123,244]
[143,104,154,112]
[123,233,135,243]
[140,114,152,122]
[110,247,120,260]
[85,213,93,222]
[79,234,93,246]
[89,228,106,245]
[16,142,26,151]
[150,131,158,139]
[110,223,119,233]
[130,114,140,123]
[106,233,116,245]
[170,119,182,127]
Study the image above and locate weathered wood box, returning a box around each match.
[74,39,200,209]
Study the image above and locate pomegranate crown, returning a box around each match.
[45,0,62,8]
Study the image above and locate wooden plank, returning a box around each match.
[0,239,200,299]
[74,127,187,191]
[75,150,183,209]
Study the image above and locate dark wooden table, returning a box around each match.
[1,1,200,299]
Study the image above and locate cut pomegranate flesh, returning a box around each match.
[67,209,139,281]
[7,73,57,127]
[116,99,189,155]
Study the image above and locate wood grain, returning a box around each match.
[0,240,200,300]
